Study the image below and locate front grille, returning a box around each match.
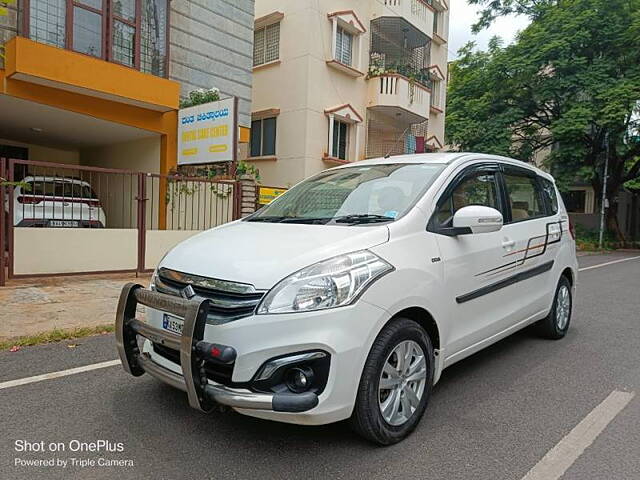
[155,268,265,325]
[152,344,235,386]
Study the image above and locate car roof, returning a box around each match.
[22,176,93,186]
[330,152,554,181]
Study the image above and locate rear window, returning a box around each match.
[539,178,559,215]
[27,181,96,199]
[503,173,545,222]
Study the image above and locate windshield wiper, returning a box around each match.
[245,216,289,223]
[280,217,333,224]
[333,214,396,224]
[245,216,331,224]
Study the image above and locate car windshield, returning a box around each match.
[247,163,444,225]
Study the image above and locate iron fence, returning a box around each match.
[0,158,241,285]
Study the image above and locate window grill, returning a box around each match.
[335,26,353,66]
[30,0,66,48]
[369,17,431,89]
[365,110,429,159]
[254,22,280,66]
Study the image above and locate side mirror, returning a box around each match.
[452,205,503,235]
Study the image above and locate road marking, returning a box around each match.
[0,359,120,390]
[520,390,635,480]
[579,255,640,272]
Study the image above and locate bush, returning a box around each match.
[179,88,220,108]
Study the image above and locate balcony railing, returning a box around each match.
[367,74,430,122]
[379,0,435,36]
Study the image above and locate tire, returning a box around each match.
[538,275,572,339]
[350,318,434,445]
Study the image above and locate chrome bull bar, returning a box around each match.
[115,283,320,414]
[115,283,230,413]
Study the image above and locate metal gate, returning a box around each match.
[0,158,241,285]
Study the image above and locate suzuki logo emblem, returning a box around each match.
[181,285,196,299]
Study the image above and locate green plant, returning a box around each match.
[0,324,114,351]
[574,224,617,251]
[179,88,221,108]
[236,160,260,181]
[0,176,30,190]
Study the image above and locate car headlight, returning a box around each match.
[257,250,393,314]
[150,253,169,290]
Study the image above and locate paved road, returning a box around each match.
[1,252,639,480]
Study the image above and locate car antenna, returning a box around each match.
[384,125,412,159]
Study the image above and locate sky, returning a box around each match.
[447,0,531,60]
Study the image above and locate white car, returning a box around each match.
[116,153,577,445]
[9,176,106,228]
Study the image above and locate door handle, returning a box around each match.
[502,239,516,248]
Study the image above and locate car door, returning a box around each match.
[497,166,562,322]
[428,163,511,357]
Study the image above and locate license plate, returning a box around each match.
[49,220,79,228]
[162,314,184,335]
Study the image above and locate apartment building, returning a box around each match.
[250,0,450,187]
[0,0,254,174]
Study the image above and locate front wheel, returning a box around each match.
[538,275,573,339]
[350,318,434,445]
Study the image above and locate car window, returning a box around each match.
[539,177,558,215]
[503,173,544,222]
[28,181,94,199]
[435,171,500,227]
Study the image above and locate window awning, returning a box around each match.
[324,104,363,123]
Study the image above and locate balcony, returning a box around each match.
[373,0,435,36]
[367,74,430,123]
[4,37,179,112]
[369,16,432,93]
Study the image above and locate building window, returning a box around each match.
[563,190,587,214]
[27,0,168,77]
[250,117,277,157]
[335,26,353,66]
[72,3,103,58]
[253,22,280,66]
[431,79,441,107]
[30,0,66,48]
[140,0,168,77]
[332,120,349,160]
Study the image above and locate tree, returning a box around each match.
[446,0,640,239]
[0,0,16,60]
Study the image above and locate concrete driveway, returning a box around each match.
[0,273,151,340]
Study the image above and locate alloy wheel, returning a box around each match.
[556,284,571,330]
[378,340,427,426]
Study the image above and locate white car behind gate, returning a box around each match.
[8,176,106,228]
[115,153,578,445]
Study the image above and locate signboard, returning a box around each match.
[258,186,287,205]
[178,97,237,165]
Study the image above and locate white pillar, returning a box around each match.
[328,114,335,157]
[331,18,338,60]
[354,123,360,161]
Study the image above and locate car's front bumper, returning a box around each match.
[116,283,390,425]
[115,284,321,414]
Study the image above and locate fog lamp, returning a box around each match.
[285,367,314,393]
